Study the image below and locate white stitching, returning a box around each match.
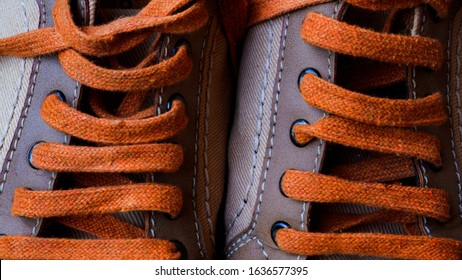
[226,235,269,259]
[4,0,45,235]
[226,15,290,254]
[453,16,462,217]
[255,237,269,259]
[226,236,257,258]
[203,25,221,249]
[413,6,435,235]
[421,164,432,234]
[30,0,46,236]
[1,0,45,194]
[225,19,275,235]
[192,19,214,259]
[157,36,169,116]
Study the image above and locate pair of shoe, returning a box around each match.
[0,0,461,260]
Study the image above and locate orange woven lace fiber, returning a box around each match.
[256,0,462,259]
[0,0,209,260]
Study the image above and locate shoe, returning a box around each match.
[0,0,233,260]
[225,0,462,259]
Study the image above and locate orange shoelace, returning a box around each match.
[0,0,208,259]
[270,0,462,259]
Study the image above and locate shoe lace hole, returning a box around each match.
[173,39,191,57]
[279,172,288,198]
[298,68,321,89]
[48,90,66,103]
[290,119,309,147]
[271,221,291,246]
[170,240,187,260]
[167,93,185,111]
[28,142,45,170]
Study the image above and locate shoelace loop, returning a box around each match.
[275,0,462,260]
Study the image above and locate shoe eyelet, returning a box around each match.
[167,93,185,111]
[298,68,321,89]
[290,119,309,148]
[49,90,66,102]
[173,39,191,57]
[28,142,44,170]
[279,172,288,198]
[171,240,187,260]
[271,221,291,246]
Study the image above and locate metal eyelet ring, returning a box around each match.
[49,90,66,102]
[298,68,321,89]
[173,39,191,57]
[28,142,45,170]
[167,93,185,111]
[290,119,309,148]
[271,221,291,246]
[170,240,187,260]
[279,172,288,198]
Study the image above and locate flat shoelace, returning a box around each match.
[273,0,462,259]
[0,0,208,260]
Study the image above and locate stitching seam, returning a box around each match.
[453,15,462,217]
[226,14,290,255]
[1,0,45,234]
[203,24,221,249]
[413,7,433,235]
[255,237,269,259]
[226,236,257,258]
[192,18,214,259]
[0,0,44,193]
[225,19,275,235]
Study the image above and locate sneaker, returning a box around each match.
[0,0,233,260]
[225,0,462,259]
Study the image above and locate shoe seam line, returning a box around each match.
[225,18,275,235]
[225,14,290,254]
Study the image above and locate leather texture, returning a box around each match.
[413,0,462,242]
[225,1,345,259]
[0,0,88,237]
